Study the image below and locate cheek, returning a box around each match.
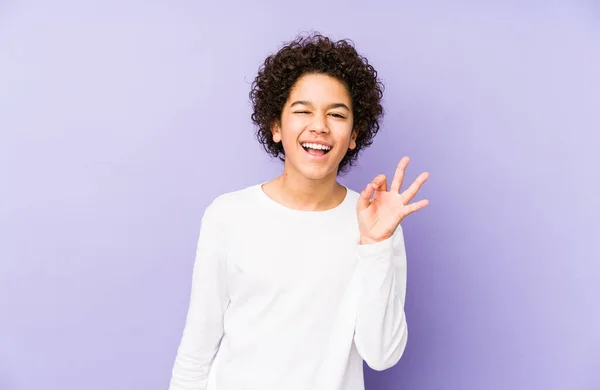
[336,126,355,147]
[280,120,304,142]
[279,127,301,151]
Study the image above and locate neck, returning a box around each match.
[265,166,346,212]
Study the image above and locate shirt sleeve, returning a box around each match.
[353,224,408,371]
[169,203,230,390]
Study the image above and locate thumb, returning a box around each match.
[356,181,376,213]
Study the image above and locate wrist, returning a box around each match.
[359,234,391,245]
[359,237,377,245]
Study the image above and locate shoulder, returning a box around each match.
[202,184,261,224]
[344,186,361,204]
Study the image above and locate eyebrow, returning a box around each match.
[290,100,351,111]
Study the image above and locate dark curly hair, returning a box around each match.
[249,32,384,174]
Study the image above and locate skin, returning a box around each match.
[261,73,430,244]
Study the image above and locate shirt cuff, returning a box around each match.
[356,235,394,261]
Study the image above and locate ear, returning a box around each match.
[271,121,282,143]
[349,127,358,150]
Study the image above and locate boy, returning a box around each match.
[169,33,430,390]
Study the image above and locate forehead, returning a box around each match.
[287,73,351,104]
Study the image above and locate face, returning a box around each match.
[271,73,357,181]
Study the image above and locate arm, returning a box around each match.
[354,224,408,371]
[354,157,429,370]
[169,203,229,390]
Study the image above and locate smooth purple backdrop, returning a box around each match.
[1,1,599,389]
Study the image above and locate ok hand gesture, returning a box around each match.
[356,157,430,245]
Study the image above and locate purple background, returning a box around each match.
[1,1,599,389]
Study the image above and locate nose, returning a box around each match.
[309,112,329,134]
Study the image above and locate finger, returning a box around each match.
[357,181,376,212]
[400,172,430,204]
[390,157,410,193]
[371,174,388,192]
[402,199,430,217]
[357,175,386,212]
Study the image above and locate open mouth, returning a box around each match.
[301,142,332,157]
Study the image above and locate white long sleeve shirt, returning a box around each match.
[169,184,408,390]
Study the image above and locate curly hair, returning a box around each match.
[249,32,384,174]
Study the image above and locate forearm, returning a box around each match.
[354,229,408,371]
[169,318,223,390]
[169,202,229,389]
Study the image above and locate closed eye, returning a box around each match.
[293,111,346,118]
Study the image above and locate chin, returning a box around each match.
[284,153,343,181]
[297,166,338,181]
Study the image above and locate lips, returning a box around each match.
[301,141,332,157]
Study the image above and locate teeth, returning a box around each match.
[302,143,331,151]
